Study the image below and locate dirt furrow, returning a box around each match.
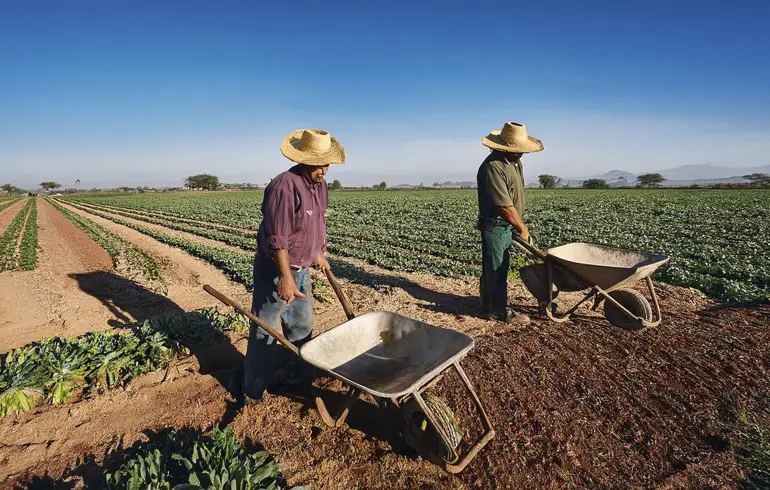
[67,201,250,255]
[0,199,28,233]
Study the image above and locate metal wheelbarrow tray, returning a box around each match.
[203,270,494,474]
[516,239,670,329]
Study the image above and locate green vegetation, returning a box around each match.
[185,173,220,190]
[19,198,38,270]
[39,181,61,192]
[0,306,248,418]
[49,199,167,293]
[65,189,770,303]
[0,199,31,271]
[106,426,308,490]
[636,173,666,188]
[538,174,559,189]
[734,408,770,488]
[582,178,609,189]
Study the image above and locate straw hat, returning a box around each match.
[482,121,544,153]
[281,129,346,166]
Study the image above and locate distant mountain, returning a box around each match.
[655,164,770,181]
[559,164,769,187]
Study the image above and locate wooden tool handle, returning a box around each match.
[202,284,299,355]
[323,268,356,320]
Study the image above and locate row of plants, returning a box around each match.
[74,200,258,251]
[0,198,20,213]
[0,199,32,272]
[105,426,308,490]
[59,199,256,289]
[19,198,38,270]
[0,306,249,418]
[69,189,770,302]
[49,199,168,293]
[62,200,336,303]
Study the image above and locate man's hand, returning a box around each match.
[277,273,306,304]
[314,253,331,271]
[519,225,530,243]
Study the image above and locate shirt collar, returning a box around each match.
[291,165,319,190]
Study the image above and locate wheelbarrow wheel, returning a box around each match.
[604,288,652,330]
[400,393,464,464]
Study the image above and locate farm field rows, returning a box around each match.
[0,198,38,272]
[66,189,770,303]
[0,191,767,488]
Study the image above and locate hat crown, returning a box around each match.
[499,122,529,145]
[296,129,332,153]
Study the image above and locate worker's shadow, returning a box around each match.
[69,272,245,400]
[327,258,486,318]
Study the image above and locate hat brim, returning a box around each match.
[280,130,346,166]
[482,131,544,153]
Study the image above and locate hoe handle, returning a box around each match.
[203,284,299,355]
[324,268,356,320]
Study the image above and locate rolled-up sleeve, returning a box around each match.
[262,181,294,252]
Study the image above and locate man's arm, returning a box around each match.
[496,205,529,241]
[262,181,305,304]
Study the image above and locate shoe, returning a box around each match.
[490,309,530,325]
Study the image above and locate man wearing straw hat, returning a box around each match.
[243,128,345,403]
[477,121,544,324]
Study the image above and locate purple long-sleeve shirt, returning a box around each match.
[256,165,328,268]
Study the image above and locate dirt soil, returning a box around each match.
[0,200,28,233]
[1,203,768,489]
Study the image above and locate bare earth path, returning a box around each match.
[1,202,768,489]
[0,199,116,351]
[0,199,28,233]
[57,200,252,312]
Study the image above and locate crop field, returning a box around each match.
[1,191,768,489]
[65,188,770,303]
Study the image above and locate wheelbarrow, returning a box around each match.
[513,237,670,330]
[203,268,494,473]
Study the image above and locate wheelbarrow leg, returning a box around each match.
[315,386,361,428]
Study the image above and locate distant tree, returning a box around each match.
[637,173,666,188]
[743,173,770,187]
[39,182,61,192]
[185,174,220,190]
[378,181,387,191]
[583,178,609,189]
[329,179,343,191]
[118,186,134,192]
[538,174,560,189]
[1,183,14,195]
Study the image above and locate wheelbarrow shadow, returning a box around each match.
[68,272,245,401]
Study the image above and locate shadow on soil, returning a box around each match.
[14,426,268,490]
[69,272,245,401]
[328,258,486,318]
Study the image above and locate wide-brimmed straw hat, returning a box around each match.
[281,129,346,166]
[482,121,544,153]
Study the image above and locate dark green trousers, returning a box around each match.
[479,218,513,317]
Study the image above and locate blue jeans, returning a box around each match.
[243,257,314,400]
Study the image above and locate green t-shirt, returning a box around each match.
[476,151,526,220]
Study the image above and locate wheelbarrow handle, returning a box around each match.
[202,285,299,356]
[512,234,549,262]
[324,268,356,320]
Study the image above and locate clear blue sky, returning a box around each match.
[1,0,768,188]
